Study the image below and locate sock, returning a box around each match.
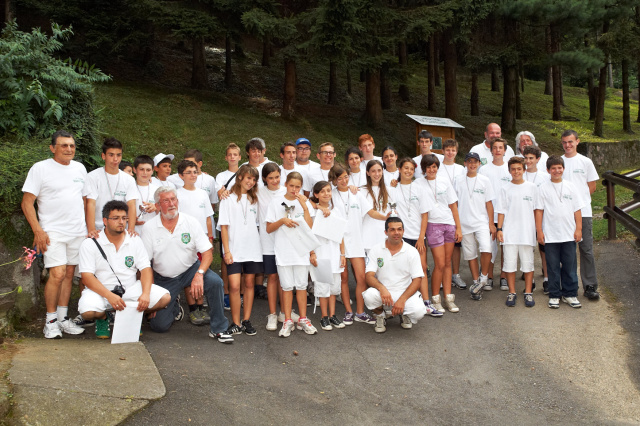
[197,304,204,311]
[46,312,57,323]
[188,304,197,312]
[480,273,488,280]
[453,273,460,278]
[543,277,549,282]
[57,306,68,322]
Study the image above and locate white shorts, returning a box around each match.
[462,229,492,261]
[362,288,426,324]
[43,231,84,268]
[277,265,309,292]
[78,280,169,314]
[314,273,342,298]
[502,244,534,273]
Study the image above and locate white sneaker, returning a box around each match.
[278,319,295,337]
[452,274,467,289]
[400,315,412,329]
[443,294,460,313]
[548,298,560,309]
[266,313,278,331]
[483,278,493,291]
[479,274,488,288]
[277,310,300,323]
[58,317,85,335]
[562,296,582,309]
[374,315,386,333]
[296,317,318,335]
[430,294,445,314]
[43,320,62,339]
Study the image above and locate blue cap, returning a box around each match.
[295,138,311,146]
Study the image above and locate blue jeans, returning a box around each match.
[545,241,579,298]
[149,261,228,334]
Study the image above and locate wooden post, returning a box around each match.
[605,175,616,239]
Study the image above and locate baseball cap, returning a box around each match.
[465,152,481,162]
[295,138,311,147]
[153,153,175,167]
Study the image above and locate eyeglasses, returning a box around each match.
[107,216,128,222]
[297,147,311,151]
[320,151,335,155]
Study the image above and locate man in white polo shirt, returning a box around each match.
[141,187,233,343]
[78,201,171,339]
[363,217,427,333]
[22,130,87,339]
[470,123,515,167]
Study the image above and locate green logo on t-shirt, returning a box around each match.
[377,257,384,268]
[181,233,191,244]
[124,256,134,268]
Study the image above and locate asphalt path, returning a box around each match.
[124,243,640,425]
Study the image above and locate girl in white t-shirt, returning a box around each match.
[361,160,393,253]
[309,181,346,331]
[219,165,262,336]
[381,146,399,184]
[345,146,366,188]
[329,164,369,325]
[257,163,291,331]
[418,154,462,314]
[266,172,318,337]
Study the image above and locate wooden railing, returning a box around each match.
[602,169,640,247]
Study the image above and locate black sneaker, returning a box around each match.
[506,293,517,307]
[543,280,549,295]
[320,316,332,331]
[241,320,257,336]
[329,315,345,329]
[226,323,242,335]
[584,285,600,300]
[209,331,234,343]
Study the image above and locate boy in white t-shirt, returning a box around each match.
[177,160,214,325]
[133,155,160,235]
[280,141,311,195]
[168,149,218,207]
[496,157,539,308]
[455,153,495,300]
[478,138,511,291]
[358,133,382,172]
[438,139,467,290]
[535,156,584,309]
[413,130,444,179]
[151,153,177,189]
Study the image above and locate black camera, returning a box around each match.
[111,284,125,298]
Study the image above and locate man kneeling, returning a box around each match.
[78,201,171,338]
[364,217,427,333]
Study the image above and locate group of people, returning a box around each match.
[21,122,600,343]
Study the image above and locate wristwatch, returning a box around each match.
[197,269,205,274]
[496,227,503,231]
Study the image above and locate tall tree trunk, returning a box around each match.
[544,26,553,95]
[550,23,562,120]
[588,70,596,120]
[225,35,232,88]
[191,37,208,90]
[501,65,518,133]
[443,29,458,120]
[559,67,564,105]
[364,69,383,128]
[428,38,436,110]
[346,66,352,95]
[4,0,12,22]
[545,68,553,95]
[622,58,632,133]
[470,72,479,116]
[262,35,270,67]
[360,69,365,82]
[434,31,441,86]
[328,61,338,105]
[516,71,522,120]
[607,59,614,88]
[491,67,500,92]
[282,59,296,120]
[380,63,391,110]
[519,62,524,93]
[594,21,610,137]
[398,41,410,102]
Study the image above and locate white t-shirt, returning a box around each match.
[257,186,287,255]
[470,141,515,167]
[280,165,312,193]
[415,177,457,225]
[307,167,334,191]
[218,193,262,262]
[536,180,584,243]
[496,181,539,246]
[22,159,87,237]
[79,232,150,290]
[141,213,212,278]
[294,160,320,173]
[150,177,177,190]
[134,182,160,235]
[389,182,433,240]
[332,188,369,258]
[312,208,345,275]
[348,170,367,188]
[562,153,598,218]
[366,241,424,293]
[85,168,138,230]
[413,153,444,179]
[524,170,550,188]
[361,185,395,250]
[265,195,316,266]
[215,170,237,191]
[516,152,550,171]
[241,158,269,187]
[168,173,219,204]
[360,156,383,174]
[478,162,511,222]
[383,169,399,184]
[437,163,465,187]
[177,187,214,234]
[454,173,494,234]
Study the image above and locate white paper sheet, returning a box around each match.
[312,212,347,243]
[281,218,321,253]
[309,258,333,284]
[111,303,143,344]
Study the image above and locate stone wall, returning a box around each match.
[578,140,640,172]
[0,242,41,334]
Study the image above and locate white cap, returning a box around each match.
[153,153,174,167]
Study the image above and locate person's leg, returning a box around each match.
[202,266,229,334]
[441,242,455,296]
[561,241,579,298]
[329,295,337,317]
[579,217,599,295]
[78,289,109,320]
[544,243,562,299]
[418,241,429,300]
[462,233,479,280]
[296,289,308,318]
[521,245,535,293]
[44,265,68,314]
[340,267,354,313]
[430,245,445,297]
[502,245,517,293]
[282,290,293,320]
[350,257,367,314]
[267,274,279,314]
[228,271,242,326]
[242,272,256,322]
[319,297,329,317]
[452,244,461,275]
[403,292,427,324]
[148,272,186,333]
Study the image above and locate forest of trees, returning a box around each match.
[5,0,640,136]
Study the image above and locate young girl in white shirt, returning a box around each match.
[344,146,366,188]
[219,164,262,336]
[418,155,462,314]
[309,181,346,330]
[266,172,317,337]
[381,146,399,184]
[361,160,393,253]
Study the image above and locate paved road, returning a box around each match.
[124,241,640,425]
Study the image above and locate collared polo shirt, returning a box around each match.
[366,241,424,292]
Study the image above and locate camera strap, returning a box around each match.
[223,172,237,189]
[92,238,124,289]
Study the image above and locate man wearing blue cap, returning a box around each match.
[294,138,320,173]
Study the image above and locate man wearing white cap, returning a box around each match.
[151,153,177,189]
